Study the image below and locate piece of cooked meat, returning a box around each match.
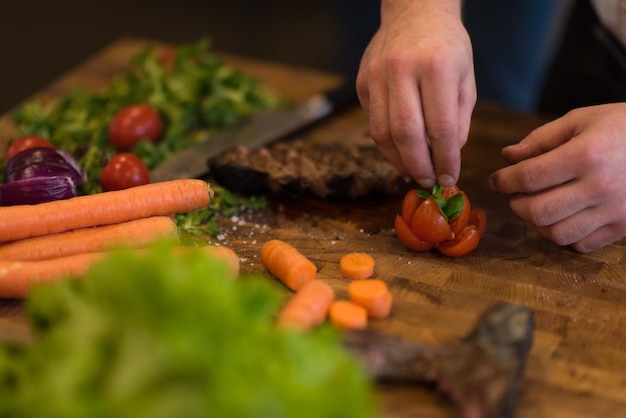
[208,136,414,199]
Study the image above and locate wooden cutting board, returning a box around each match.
[1,38,626,418]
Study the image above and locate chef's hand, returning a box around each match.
[356,0,476,188]
[489,103,626,253]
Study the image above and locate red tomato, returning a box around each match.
[394,215,434,252]
[108,104,164,151]
[159,47,177,70]
[395,185,487,256]
[469,208,488,238]
[441,185,460,199]
[5,135,54,160]
[436,225,480,257]
[100,153,150,191]
[411,197,452,243]
[401,189,423,224]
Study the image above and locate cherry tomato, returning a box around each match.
[396,185,487,257]
[469,208,488,238]
[411,197,452,243]
[108,104,164,151]
[441,185,460,199]
[394,215,434,252]
[100,153,150,191]
[436,225,480,257]
[159,47,177,71]
[401,189,423,224]
[5,135,54,160]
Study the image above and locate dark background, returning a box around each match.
[1,0,624,117]
[0,0,379,115]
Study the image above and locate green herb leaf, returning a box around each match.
[175,186,268,239]
[443,192,465,220]
[2,39,280,233]
[414,183,466,221]
[3,39,282,195]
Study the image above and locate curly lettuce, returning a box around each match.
[0,244,378,418]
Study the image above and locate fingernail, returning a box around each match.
[438,175,455,187]
[416,178,435,188]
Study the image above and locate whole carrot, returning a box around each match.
[202,245,240,277]
[260,239,317,291]
[277,279,335,330]
[0,252,106,299]
[0,216,179,261]
[0,244,240,299]
[0,179,211,243]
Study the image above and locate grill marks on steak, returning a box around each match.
[209,137,413,199]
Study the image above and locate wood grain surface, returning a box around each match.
[1,38,625,418]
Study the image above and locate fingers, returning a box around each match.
[507,183,583,228]
[570,223,626,253]
[489,137,584,195]
[358,65,472,188]
[534,205,626,252]
[387,72,436,186]
[506,180,626,252]
[501,113,577,164]
[419,56,474,187]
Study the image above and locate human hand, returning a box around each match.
[356,0,476,188]
[489,103,626,253]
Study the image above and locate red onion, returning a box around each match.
[4,147,87,186]
[0,176,77,206]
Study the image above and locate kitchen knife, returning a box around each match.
[149,79,357,182]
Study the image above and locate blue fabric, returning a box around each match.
[464,0,572,111]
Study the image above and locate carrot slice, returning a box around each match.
[0,179,211,243]
[0,216,179,261]
[348,279,393,319]
[277,279,335,330]
[260,239,317,291]
[340,252,375,280]
[329,300,368,330]
[0,245,239,299]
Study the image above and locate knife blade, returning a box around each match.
[149,80,357,182]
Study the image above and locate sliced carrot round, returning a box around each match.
[329,300,368,330]
[340,252,375,280]
[348,279,393,319]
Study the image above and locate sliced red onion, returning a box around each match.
[0,176,77,206]
[4,147,87,186]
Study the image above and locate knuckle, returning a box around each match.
[525,205,544,227]
[513,165,538,192]
[523,200,551,227]
[548,227,574,247]
[369,128,392,149]
[388,112,420,145]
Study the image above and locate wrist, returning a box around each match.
[380,0,463,24]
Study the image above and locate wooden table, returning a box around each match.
[1,38,625,418]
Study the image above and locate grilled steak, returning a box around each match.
[208,134,414,199]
